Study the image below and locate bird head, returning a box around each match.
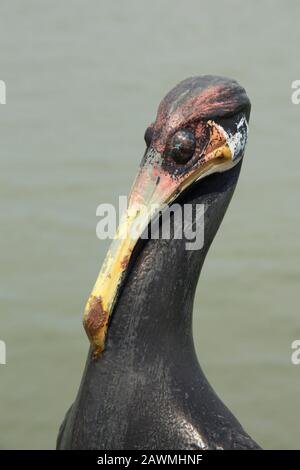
[83,75,251,357]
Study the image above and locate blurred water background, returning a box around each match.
[1,0,300,449]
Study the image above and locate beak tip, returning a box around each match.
[83,295,109,355]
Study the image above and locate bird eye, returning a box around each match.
[165,129,196,164]
[144,126,153,147]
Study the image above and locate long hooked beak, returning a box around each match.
[83,118,246,357]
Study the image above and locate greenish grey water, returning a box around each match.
[1,0,300,449]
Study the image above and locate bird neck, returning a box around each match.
[105,237,205,368]
[103,164,241,369]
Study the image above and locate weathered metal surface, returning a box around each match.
[83,76,250,357]
[58,76,259,450]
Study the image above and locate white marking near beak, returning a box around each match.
[226,116,248,161]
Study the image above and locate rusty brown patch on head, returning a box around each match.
[120,255,130,270]
[84,296,108,342]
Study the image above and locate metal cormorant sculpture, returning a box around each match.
[57,75,260,450]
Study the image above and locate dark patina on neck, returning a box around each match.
[57,163,260,450]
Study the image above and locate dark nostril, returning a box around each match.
[144,126,153,147]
